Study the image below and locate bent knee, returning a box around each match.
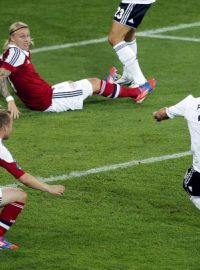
[18,190,28,203]
[88,78,101,93]
[108,33,119,46]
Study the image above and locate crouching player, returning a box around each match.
[0,109,65,249]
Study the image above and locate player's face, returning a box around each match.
[11,28,31,51]
[3,117,13,140]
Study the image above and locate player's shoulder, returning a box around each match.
[184,95,200,106]
[0,140,14,163]
[6,45,24,57]
[3,45,29,67]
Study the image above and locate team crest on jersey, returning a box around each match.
[69,82,77,89]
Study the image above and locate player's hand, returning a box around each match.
[7,100,20,119]
[153,108,168,122]
[47,185,65,196]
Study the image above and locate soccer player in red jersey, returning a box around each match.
[0,22,155,119]
[0,109,65,249]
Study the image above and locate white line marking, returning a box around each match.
[31,22,200,54]
[31,37,107,54]
[138,22,200,35]
[137,34,200,42]
[1,151,191,188]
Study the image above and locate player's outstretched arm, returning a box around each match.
[0,68,20,119]
[19,172,65,196]
[153,108,169,122]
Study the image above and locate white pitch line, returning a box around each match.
[138,22,200,35]
[137,33,200,42]
[1,151,191,188]
[31,22,200,54]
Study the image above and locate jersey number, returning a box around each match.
[114,7,125,20]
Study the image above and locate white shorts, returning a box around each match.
[45,79,93,112]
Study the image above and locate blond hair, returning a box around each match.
[3,21,33,50]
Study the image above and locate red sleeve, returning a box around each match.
[0,159,25,179]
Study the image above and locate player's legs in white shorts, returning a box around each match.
[45,79,93,112]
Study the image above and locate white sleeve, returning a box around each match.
[5,47,26,67]
[0,144,14,163]
[166,95,193,119]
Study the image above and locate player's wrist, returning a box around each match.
[6,95,14,102]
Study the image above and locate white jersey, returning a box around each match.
[121,0,156,4]
[166,95,200,172]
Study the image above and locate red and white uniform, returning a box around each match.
[0,138,25,179]
[0,45,93,112]
[0,45,52,111]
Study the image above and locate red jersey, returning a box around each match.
[0,45,53,111]
[0,139,25,179]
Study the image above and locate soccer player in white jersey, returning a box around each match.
[0,109,65,249]
[0,22,156,119]
[153,95,200,211]
[107,0,156,86]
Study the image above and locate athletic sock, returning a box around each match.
[113,41,146,85]
[127,39,137,55]
[0,202,25,236]
[99,80,140,99]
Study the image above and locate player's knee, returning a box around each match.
[18,190,28,203]
[108,30,126,46]
[108,33,118,46]
[88,78,101,93]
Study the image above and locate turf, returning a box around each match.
[0,0,200,269]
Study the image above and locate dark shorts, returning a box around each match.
[113,3,152,28]
[183,167,200,196]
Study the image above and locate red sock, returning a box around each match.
[99,80,140,99]
[0,202,25,237]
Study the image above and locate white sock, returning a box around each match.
[127,39,137,56]
[114,41,146,85]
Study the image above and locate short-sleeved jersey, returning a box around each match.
[0,45,53,111]
[121,0,156,4]
[166,95,200,172]
[0,139,25,179]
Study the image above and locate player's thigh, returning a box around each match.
[1,188,27,206]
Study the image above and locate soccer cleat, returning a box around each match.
[105,67,134,85]
[0,237,18,249]
[133,78,156,103]
[114,76,134,86]
[104,67,120,84]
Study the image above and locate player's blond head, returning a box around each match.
[3,21,33,50]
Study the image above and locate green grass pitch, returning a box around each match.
[1,0,200,269]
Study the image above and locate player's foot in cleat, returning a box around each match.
[133,78,156,103]
[104,67,120,84]
[114,76,134,86]
[114,68,134,85]
[0,237,18,249]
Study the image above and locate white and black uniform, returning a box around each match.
[114,0,156,28]
[166,95,200,209]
